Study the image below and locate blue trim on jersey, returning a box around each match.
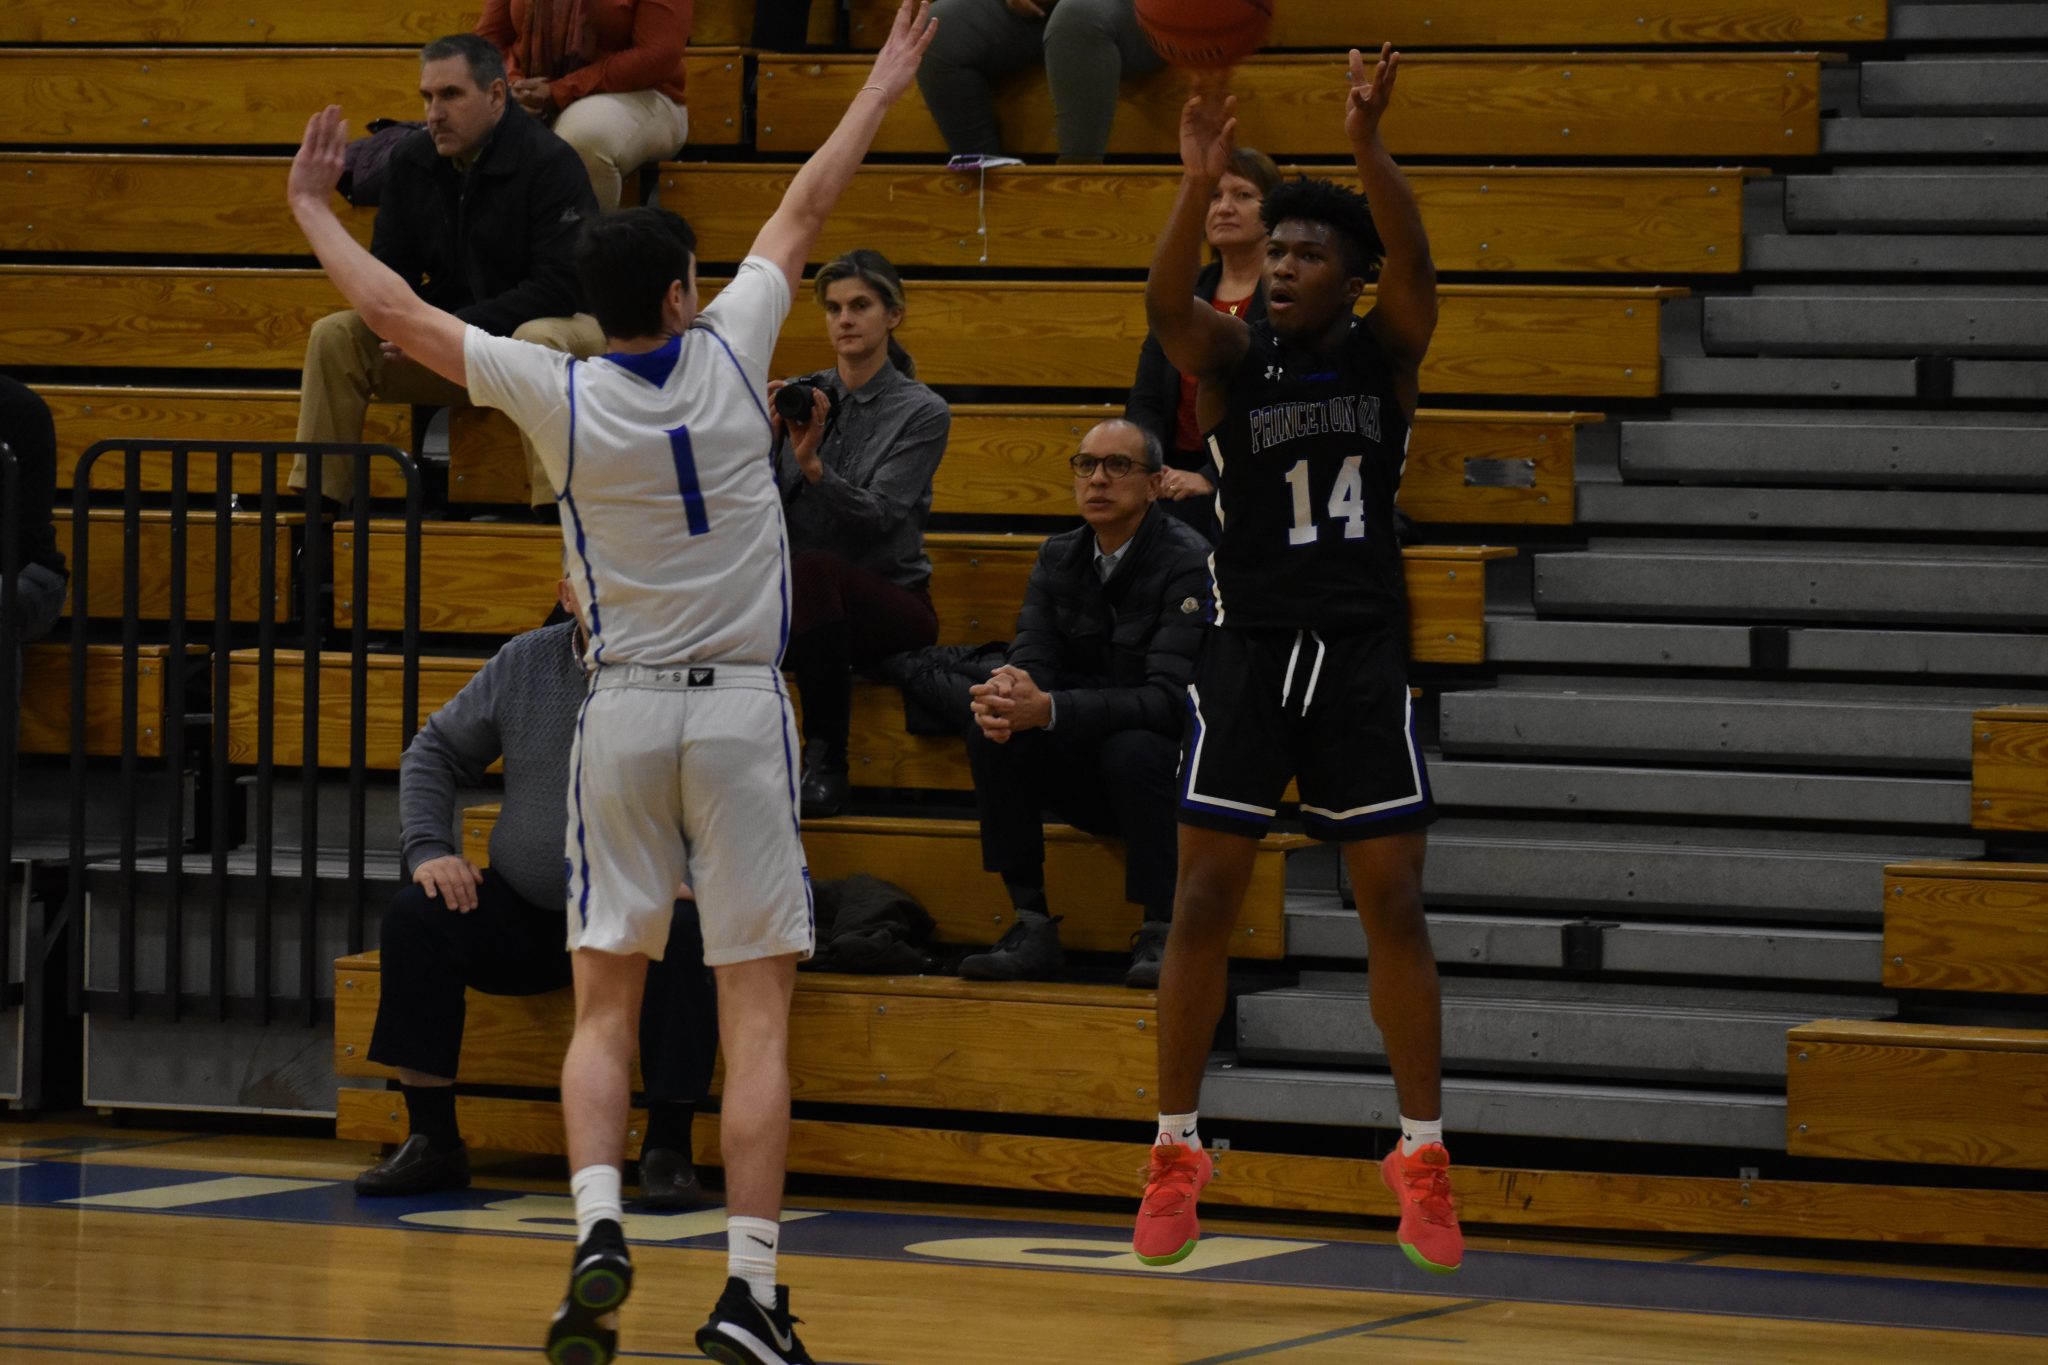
[569,681,598,930]
[602,333,682,389]
[700,325,775,438]
[558,360,607,667]
[664,425,711,535]
[770,669,817,944]
[700,322,792,659]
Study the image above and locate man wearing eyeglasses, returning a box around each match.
[958,418,1211,988]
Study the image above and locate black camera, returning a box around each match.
[773,379,820,426]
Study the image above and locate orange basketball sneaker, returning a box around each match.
[1380,1142,1464,1274]
[1132,1141,1215,1266]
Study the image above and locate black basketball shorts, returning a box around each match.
[1177,623,1436,843]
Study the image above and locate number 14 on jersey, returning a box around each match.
[1285,456,1366,545]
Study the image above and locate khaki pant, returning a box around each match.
[555,89,689,210]
[293,308,607,505]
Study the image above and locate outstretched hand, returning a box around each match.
[1345,43,1399,149]
[1178,73,1237,181]
[864,0,940,104]
[288,104,349,210]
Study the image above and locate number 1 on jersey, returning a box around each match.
[1285,456,1366,546]
[665,424,711,536]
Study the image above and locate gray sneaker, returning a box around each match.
[957,915,1064,981]
[1124,921,1169,989]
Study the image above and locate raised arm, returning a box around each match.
[749,0,938,296]
[1145,78,1252,383]
[288,105,470,386]
[1347,44,1437,381]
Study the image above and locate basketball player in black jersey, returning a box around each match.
[1130,47,1463,1276]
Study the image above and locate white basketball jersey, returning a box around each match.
[464,255,794,667]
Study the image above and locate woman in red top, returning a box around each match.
[477,0,694,209]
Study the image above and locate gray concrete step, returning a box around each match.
[1617,416,2048,488]
[1748,233,2048,273]
[1784,172,2048,234]
[1532,542,2048,628]
[1894,4,2048,40]
[1823,115,2048,155]
[1662,356,1917,398]
[1234,978,1889,1085]
[1285,899,1883,982]
[1957,359,2048,399]
[1576,483,2048,533]
[1702,295,2048,359]
[1438,675,2048,772]
[1862,59,2048,116]
[1201,1061,1787,1148]
[1485,618,2048,679]
[1428,758,1972,826]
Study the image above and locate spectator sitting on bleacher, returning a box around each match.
[1125,146,1279,542]
[355,580,717,1205]
[0,376,68,661]
[476,0,693,211]
[956,418,1209,988]
[292,34,604,512]
[919,0,1165,164]
[772,249,951,819]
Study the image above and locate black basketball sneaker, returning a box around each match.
[545,1219,633,1365]
[695,1276,816,1365]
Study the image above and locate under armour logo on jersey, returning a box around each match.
[1264,364,1285,380]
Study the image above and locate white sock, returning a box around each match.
[570,1164,623,1244]
[1399,1115,1444,1157]
[1156,1111,1201,1150]
[728,1216,780,1309]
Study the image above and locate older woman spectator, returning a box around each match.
[477,0,693,209]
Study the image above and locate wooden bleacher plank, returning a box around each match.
[1396,410,1595,525]
[458,804,1299,958]
[664,163,1755,275]
[0,49,745,148]
[341,520,1508,662]
[2,266,1670,398]
[20,643,172,759]
[337,1086,653,1158]
[1972,707,2048,832]
[0,155,373,256]
[705,0,1880,51]
[222,649,477,769]
[53,509,293,623]
[721,277,1676,397]
[1883,862,2048,996]
[754,52,1826,159]
[0,1,480,44]
[38,385,412,499]
[1788,1020,2048,1170]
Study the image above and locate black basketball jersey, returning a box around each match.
[1204,317,1412,630]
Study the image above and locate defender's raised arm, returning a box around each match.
[1348,44,1437,378]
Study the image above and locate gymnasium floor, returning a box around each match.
[2,1121,2044,1364]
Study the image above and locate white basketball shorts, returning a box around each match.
[564,662,814,964]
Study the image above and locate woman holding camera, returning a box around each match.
[772,250,952,817]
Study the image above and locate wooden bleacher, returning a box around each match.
[0,266,1678,397]
[1,154,1755,276]
[1882,862,2048,996]
[755,52,1828,158]
[0,48,746,148]
[0,0,1884,48]
[53,509,293,623]
[1971,706,2048,831]
[20,643,175,759]
[463,804,1299,957]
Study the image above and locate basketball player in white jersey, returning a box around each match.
[286,7,938,1362]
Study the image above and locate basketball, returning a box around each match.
[1136,0,1275,69]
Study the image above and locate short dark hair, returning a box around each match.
[420,33,507,91]
[1261,175,1384,279]
[574,208,698,339]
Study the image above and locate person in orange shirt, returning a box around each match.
[477,0,695,209]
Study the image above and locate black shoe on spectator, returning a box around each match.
[957,916,1064,981]
[353,1134,471,1196]
[636,1146,707,1210]
[1124,922,1169,990]
[798,741,849,819]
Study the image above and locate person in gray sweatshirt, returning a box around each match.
[354,581,717,1205]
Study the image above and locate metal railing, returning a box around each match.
[64,441,421,1025]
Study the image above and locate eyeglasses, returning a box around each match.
[1069,453,1151,479]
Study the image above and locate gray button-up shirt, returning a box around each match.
[774,361,951,590]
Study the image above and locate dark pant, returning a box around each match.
[786,548,938,751]
[753,0,814,47]
[366,867,718,1103]
[968,724,1179,916]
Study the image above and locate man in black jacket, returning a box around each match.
[958,418,1210,988]
[292,34,603,508]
